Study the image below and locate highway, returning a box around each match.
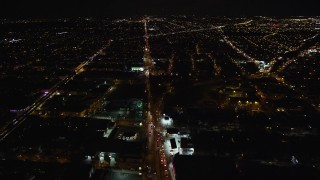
[0,40,112,143]
[142,17,171,180]
[142,17,158,180]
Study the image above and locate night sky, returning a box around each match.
[1,0,319,18]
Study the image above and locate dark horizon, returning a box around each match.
[1,0,319,19]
